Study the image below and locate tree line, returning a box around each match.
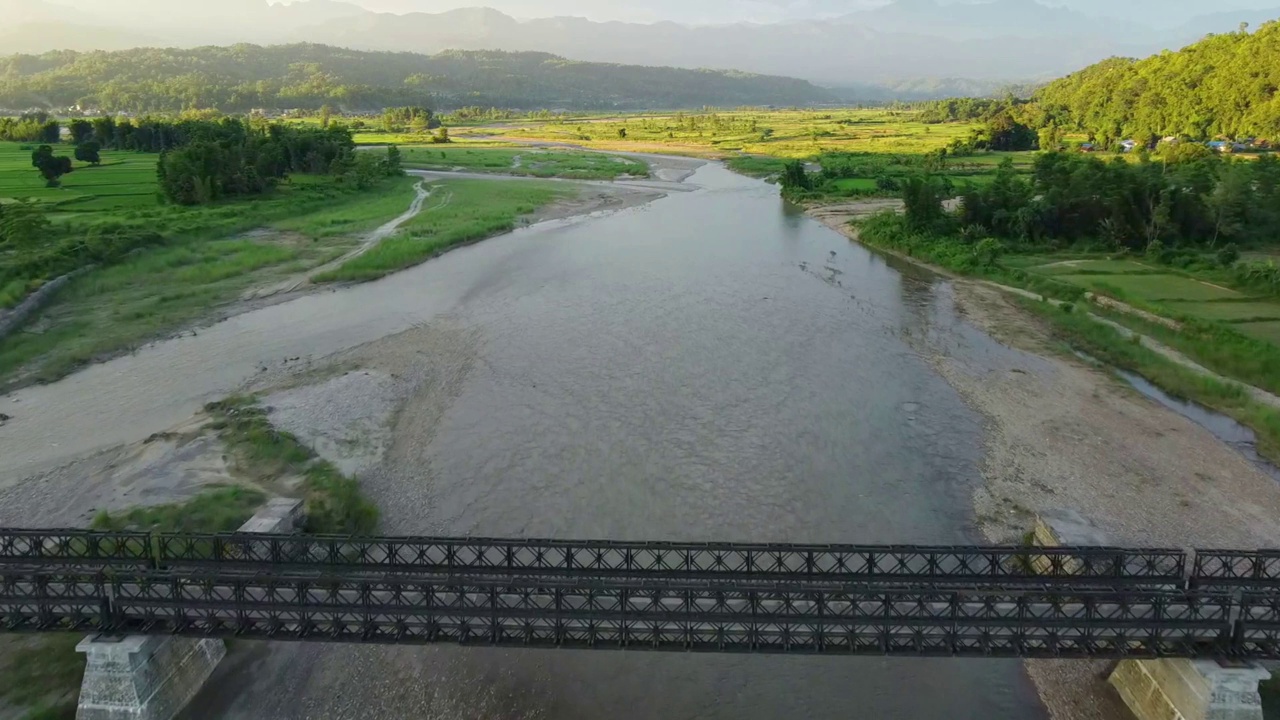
[902,151,1280,257]
[152,119,403,205]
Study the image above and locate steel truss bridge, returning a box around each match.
[5,530,1280,659]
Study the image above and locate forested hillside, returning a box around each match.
[0,44,833,112]
[1032,21,1280,140]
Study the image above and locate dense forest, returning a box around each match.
[1029,21,1280,141]
[0,44,832,112]
[911,23,1280,147]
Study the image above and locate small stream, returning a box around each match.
[1073,351,1280,481]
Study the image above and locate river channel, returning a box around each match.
[1,162,1046,718]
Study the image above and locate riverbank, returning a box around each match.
[810,201,1280,720]
[0,170,667,392]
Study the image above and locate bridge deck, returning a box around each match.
[3,530,1280,657]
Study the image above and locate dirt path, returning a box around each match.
[242,181,433,301]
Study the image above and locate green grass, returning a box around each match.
[1237,321,1280,345]
[1161,301,1280,322]
[90,485,267,532]
[0,142,156,219]
[724,155,788,177]
[831,178,878,191]
[272,177,421,238]
[0,176,419,388]
[204,396,378,534]
[315,178,570,283]
[0,635,84,720]
[466,108,983,159]
[1063,274,1245,302]
[399,146,648,179]
[1030,259,1158,275]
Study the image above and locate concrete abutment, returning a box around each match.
[74,498,304,720]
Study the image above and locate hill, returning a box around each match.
[1032,21,1280,140]
[0,44,834,112]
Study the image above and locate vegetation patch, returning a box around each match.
[91,486,266,533]
[204,396,378,534]
[1061,274,1244,303]
[1028,259,1158,276]
[0,635,83,720]
[1237,321,1280,346]
[400,146,647,179]
[315,178,570,283]
[1160,301,1280,323]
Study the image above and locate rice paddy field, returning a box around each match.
[1017,255,1280,350]
[458,108,983,158]
[0,142,157,219]
[398,146,648,179]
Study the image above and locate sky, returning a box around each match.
[47,0,1280,25]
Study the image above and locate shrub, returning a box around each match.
[1218,244,1240,267]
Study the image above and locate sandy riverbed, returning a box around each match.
[811,201,1280,720]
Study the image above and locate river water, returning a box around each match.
[2,162,1046,718]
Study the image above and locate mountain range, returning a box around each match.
[1,0,1277,95]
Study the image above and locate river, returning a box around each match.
[1,162,1047,718]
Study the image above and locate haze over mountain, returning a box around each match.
[2,0,1278,97]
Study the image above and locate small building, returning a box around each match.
[1078,143,1096,152]
[1208,140,1230,152]
[1120,139,1138,152]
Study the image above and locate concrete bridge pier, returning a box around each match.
[74,498,304,720]
[1030,511,1271,720]
[1108,658,1270,720]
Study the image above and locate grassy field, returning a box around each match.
[460,109,982,158]
[0,142,156,219]
[315,178,571,283]
[399,146,648,179]
[0,175,420,387]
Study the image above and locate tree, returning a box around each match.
[780,160,812,192]
[431,127,450,144]
[901,173,952,231]
[39,121,60,144]
[1207,163,1251,247]
[617,128,628,139]
[985,111,1037,152]
[68,119,94,145]
[31,145,73,187]
[319,104,334,129]
[74,140,102,166]
[385,145,403,175]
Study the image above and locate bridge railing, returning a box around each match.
[2,529,1280,591]
[151,533,1195,587]
[0,530,152,568]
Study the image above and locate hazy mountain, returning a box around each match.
[0,22,165,55]
[831,0,1143,41]
[277,3,1152,83]
[3,0,1278,98]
